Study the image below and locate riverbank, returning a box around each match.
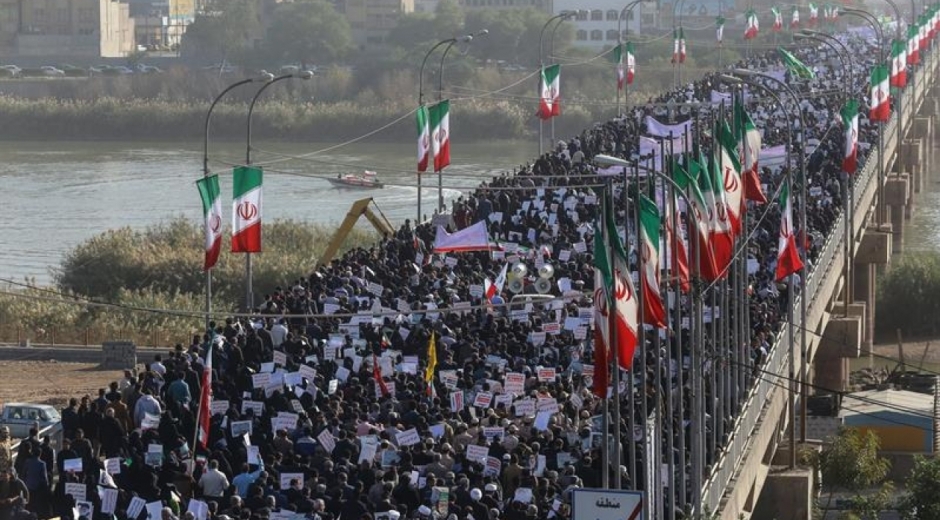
[0,96,605,142]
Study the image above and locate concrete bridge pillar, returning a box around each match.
[854,226,892,356]
[885,175,911,251]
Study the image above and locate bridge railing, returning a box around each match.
[700,54,936,515]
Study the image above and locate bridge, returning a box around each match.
[708,44,940,520]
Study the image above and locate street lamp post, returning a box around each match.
[794,32,855,329]
[201,73,273,330]
[617,0,644,116]
[435,30,488,212]
[731,68,807,471]
[844,9,890,227]
[241,70,313,312]
[538,11,581,155]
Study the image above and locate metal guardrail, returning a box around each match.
[0,324,188,349]
[700,56,937,515]
[9,422,63,459]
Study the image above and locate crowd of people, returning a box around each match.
[0,29,903,520]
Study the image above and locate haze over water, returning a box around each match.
[2,140,535,284]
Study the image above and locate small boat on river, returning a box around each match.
[328,171,384,189]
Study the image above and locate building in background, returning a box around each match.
[0,0,135,57]
[458,0,552,12]
[414,0,439,13]
[333,0,414,47]
[554,0,659,50]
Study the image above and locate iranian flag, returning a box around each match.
[674,157,719,281]
[484,263,508,302]
[671,28,686,63]
[232,166,262,253]
[890,39,907,87]
[744,9,760,39]
[774,181,804,281]
[705,151,734,280]
[869,64,890,122]
[908,25,920,65]
[842,99,859,174]
[197,342,213,450]
[639,195,667,328]
[920,16,928,53]
[604,200,639,371]
[790,6,800,29]
[373,354,390,397]
[772,7,783,32]
[665,202,691,293]
[614,42,635,89]
[716,16,725,44]
[716,119,744,235]
[196,174,223,270]
[538,64,561,119]
[592,221,611,398]
[809,3,818,24]
[430,99,450,171]
[416,105,430,172]
[734,99,768,204]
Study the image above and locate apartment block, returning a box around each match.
[0,0,135,57]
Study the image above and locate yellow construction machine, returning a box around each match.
[316,198,396,268]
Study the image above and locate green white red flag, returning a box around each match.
[890,39,907,87]
[538,64,561,119]
[869,64,890,122]
[772,6,783,31]
[706,151,734,280]
[774,181,804,281]
[841,99,859,174]
[734,99,767,204]
[809,3,818,24]
[716,16,725,44]
[197,342,213,449]
[605,199,638,370]
[671,28,686,63]
[744,9,759,39]
[790,6,800,29]
[614,42,635,89]
[232,166,262,253]
[716,119,744,234]
[429,99,451,171]
[673,157,719,281]
[664,200,691,293]
[416,105,430,172]
[908,25,920,65]
[639,195,667,328]
[592,221,612,398]
[196,174,223,270]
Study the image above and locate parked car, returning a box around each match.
[201,63,237,75]
[0,403,60,439]
[0,65,21,77]
[58,64,87,76]
[39,66,65,76]
[137,64,163,74]
[89,65,110,76]
[103,66,134,76]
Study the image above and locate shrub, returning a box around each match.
[876,253,940,337]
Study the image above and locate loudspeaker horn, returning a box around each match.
[535,278,552,294]
[508,279,525,294]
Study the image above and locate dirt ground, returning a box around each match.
[0,360,125,410]
[871,337,940,369]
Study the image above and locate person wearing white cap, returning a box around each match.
[417,505,432,518]
[388,511,401,520]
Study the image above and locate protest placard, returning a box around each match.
[396,428,420,447]
[65,483,86,501]
[279,473,305,490]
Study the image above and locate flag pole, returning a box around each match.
[624,164,638,491]
[665,148,679,520]
[608,182,623,491]
[599,185,611,491]
[634,156,651,498]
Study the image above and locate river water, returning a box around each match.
[5,139,940,285]
[2,140,536,284]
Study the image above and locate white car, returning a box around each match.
[0,65,21,77]
[40,66,65,76]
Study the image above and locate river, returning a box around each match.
[5,139,940,286]
[2,140,536,284]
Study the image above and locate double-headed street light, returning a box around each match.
[201,72,274,331]
[537,10,583,154]
[241,70,314,312]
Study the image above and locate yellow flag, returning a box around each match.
[425,332,437,384]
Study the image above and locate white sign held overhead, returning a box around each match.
[571,489,643,520]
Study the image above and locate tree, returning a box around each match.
[900,456,940,520]
[181,0,259,63]
[433,0,465,40]
[810,428,891,519]
[265,0,353,67]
